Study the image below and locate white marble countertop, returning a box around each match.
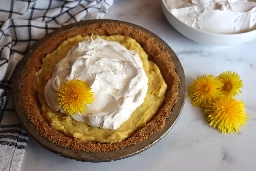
[21,0,256,171]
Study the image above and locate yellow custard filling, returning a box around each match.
[35,35,167,143]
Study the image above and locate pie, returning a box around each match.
[20,21,180,153]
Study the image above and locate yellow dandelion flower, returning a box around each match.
[188,74,223,108]
[218,71,243,97]
[205,97,248,134]
[57,79,94,115]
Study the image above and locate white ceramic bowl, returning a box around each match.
[161,0,256,46]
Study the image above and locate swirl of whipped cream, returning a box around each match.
[165,0,256,34]
[44,37,148,130]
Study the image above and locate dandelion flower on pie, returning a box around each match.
[218,71,243,97]
[188,74,223,108]
[57,79,94,115]
[205,97,248,134]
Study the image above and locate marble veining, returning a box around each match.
[21,0,256,171]
[222,147,235,164]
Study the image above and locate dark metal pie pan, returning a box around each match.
[11,19,185,162]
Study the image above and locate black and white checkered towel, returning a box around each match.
[0,0,114,170]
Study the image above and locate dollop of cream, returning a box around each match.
[44,38,148,130]
[164,0,256,34]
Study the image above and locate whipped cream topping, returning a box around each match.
[44,37,148,130]
[164,0,256,34]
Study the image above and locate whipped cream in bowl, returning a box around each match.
[44,37,148,130]
[161,0,256,46]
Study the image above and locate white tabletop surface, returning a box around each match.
[21,0,256,171]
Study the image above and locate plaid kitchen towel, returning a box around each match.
[0,0,114,170]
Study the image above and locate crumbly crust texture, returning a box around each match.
[20,22,180,152]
